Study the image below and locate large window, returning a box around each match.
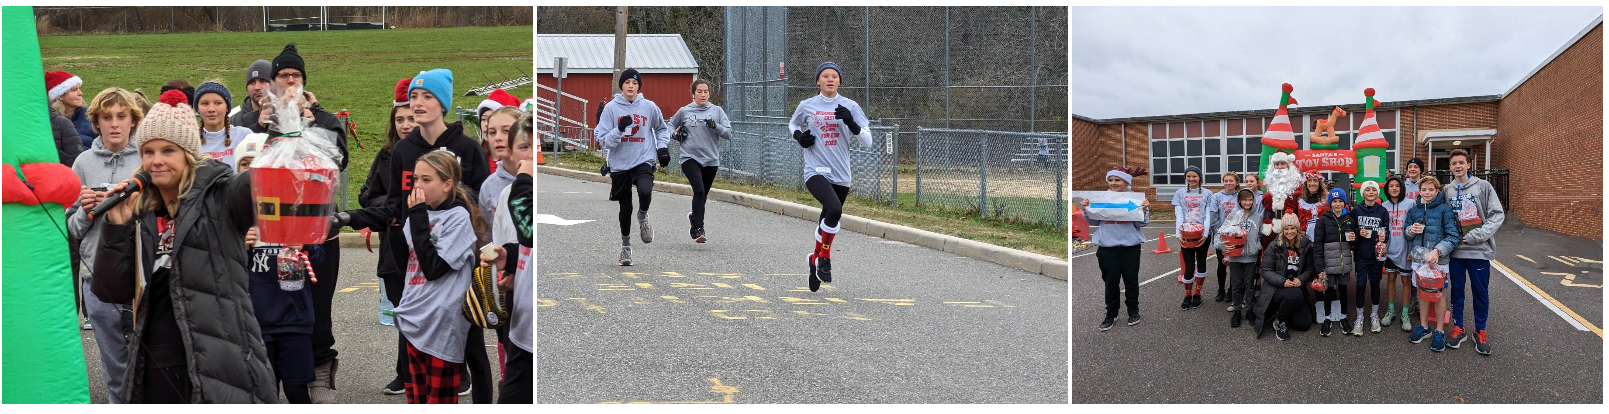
[1150,111,1398,188]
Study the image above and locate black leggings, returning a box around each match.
[1180,246,1209,282]
[682,159,719,229]
[1272,287,1313,331]
[1215,248,1228,292]
[806,176,850,228]
[464,327,493,403]
[611,163,655,238]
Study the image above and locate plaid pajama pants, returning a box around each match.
[405,341,464,404]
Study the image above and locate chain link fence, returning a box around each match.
[914,128,1067,227]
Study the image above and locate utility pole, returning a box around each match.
[613,6,628,94]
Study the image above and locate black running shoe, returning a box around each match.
[1180,296,1191,311]
[817,256,832,283]
[1190,294,1202,309]
[808,255,821,292]
[1275,322,1291,341]
[1320,320,1333,337]
[1230,310,1243,328]
[1215,289,1227,302]
[693,228,706,243]
[1127,314,1142,326]
[1099,317,1115,331]
[382,378,407,395]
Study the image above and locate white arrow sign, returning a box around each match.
[1069,191,1148,222]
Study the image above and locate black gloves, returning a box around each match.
[834,105,861,136]
[617,115,633,133]
[704,118,717,129]
[657,147,671,168]
[327,212,351,239]
[673,127,690,143]
[793,129,816,148]
[600,164,610,176]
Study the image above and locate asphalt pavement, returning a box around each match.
[1070,222,1603,403]
[536,173,1069,404]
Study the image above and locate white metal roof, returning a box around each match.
[538,34,699,75]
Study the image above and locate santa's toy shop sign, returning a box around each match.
[1293,150,1358,174]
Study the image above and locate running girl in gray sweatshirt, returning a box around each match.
[790,62,873,292]
[668,79,732,243]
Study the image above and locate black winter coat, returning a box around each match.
[50,107,85,166]
[90,159,276,403]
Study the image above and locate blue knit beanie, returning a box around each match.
[409,68,454,111]
[194,82,231,108]
[1326,188,1349,214]
[816,61,843,80]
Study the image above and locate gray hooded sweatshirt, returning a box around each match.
[594,93,670,172]
[1443,175,1506,260]
[668,102,732,167]
[68,137,142,272]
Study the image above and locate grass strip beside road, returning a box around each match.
[546,152,1068,258]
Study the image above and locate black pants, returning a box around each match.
[382,265,408,383]
[312,237,341,366]
[1356,262,1382,307]
[497,345,533,404]
[1228,262,1258,310]
[681,159,719,230]
[141,342,191,403]
[611,163,655,238]
[1316,281,1350,319]
[1097,245,1142,318]
[1215,248,1228,293]
[806,176,850,228]
[1272,286,1313,331]
[464,326,493,403]
[1180,245,1209,284]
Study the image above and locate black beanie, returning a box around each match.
[618,68,641,90]
[273,43,306,84]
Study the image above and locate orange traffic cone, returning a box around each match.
[536,150,544,165]
[1153,231,1173,254]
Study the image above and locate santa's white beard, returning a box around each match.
[1265,165,1302,208]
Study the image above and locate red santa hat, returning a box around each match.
[476,89,521,114]
[393,78,413,107]
[45,70,82,102]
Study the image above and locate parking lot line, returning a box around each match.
[1492,260,1601,337]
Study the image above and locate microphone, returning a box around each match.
[88,172,152,221]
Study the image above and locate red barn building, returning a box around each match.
[537,33,700,141]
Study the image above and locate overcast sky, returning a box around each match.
[1071,7,1602,119]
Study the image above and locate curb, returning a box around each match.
[539,165,1070,280]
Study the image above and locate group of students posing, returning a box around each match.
[1087,149,1506,355]
[55,43,534,404]
[595,62,872,292]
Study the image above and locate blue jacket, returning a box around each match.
[1404,193,1459,265]
[71,106,98,149]
[248,243,323,335]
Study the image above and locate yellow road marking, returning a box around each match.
[1548,255,1577,266]
[1493,260,1601,337]
[660,295,685,304]
[1515,254,1536,264]
[1542,272,1603,288]
[596,378,739,404]
[337,287,360,293]
[742,284,765,290]
[1570,256,1603,264]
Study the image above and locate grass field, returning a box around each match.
[547,152,1069,258]
[40,26,534,221]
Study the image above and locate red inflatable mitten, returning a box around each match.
[2,162,79,206]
